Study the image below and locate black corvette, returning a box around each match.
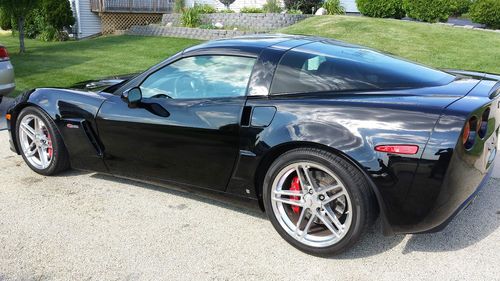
[5,35,499,256]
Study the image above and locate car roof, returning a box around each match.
[181,34,367,57]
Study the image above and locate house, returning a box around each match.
[69,0,102,39]
[69,0,359,39]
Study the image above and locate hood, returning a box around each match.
[70,73,138,92]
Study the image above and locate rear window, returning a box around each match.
[270,42,455,94]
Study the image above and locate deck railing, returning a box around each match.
[90,0,174,13]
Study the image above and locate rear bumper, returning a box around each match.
[0,60,15,96]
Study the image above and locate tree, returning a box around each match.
[41,0,74,31]
[0,0,38,53]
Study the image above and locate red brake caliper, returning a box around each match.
[46,131,53,159]
[290,176,301,214]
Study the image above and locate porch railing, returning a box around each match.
[90,0,174,13]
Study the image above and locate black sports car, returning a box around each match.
[5,35,499,256]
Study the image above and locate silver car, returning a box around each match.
[0,44,15,102]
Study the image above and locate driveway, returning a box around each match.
[0,100,499,280]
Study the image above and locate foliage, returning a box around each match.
[469,0,500,29]
[402,0,453,22]
[449,0,472,16]
[41,0,74,31]
[194,3,216,14]
[356,0,405,19]
[284,0,322,14]
[263,0,283,13]
[199,23,216,29]
[0,7,11,30]
[180,7,201,27]
[218,9,235,13]
[286,9,303,14]
[240,7,264,13]
[218,0,236,10]
[174,0,184,13]
[323,0,345,15]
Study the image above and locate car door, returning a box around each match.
[96,55,257,191]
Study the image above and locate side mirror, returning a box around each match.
[122,87,142,107]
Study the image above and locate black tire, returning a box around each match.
[16,106,70,176]
[263,148,377,256]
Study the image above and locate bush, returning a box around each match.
[284,0,322,14]
[449,0,472,16]
[469,0,500,29]
[240,7,264,13]
[356,0,405,18]
[263,0,283,13]
[286,9,303,14]
[194,3,216,13]
[323,0,345,15]
[174,0,185,13]
[41,0,75,31]
[218,9,235,13]
[180,7,201,27]
[0,8,12,30]
[403,0,453,22]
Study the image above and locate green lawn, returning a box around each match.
[0,34,200,96]
[281,15,500,74]
[1,15,499,97]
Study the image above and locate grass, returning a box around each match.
[281,15,500,74]
[0,34,200,96]
[1,15,499,97]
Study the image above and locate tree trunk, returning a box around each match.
[18,16,26,54]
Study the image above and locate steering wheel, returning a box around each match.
[149,93,173,99]
[174,74,207,98]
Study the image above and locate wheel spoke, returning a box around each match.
[325,208,345,232]
[21,122,35,139]
[294,207,308,235]
[295,165,309,192]
[321,184,341,194]
[300,214,316,239]
[272,197,304,207]
[37,146,47,168]
[323,191,346,205]
[317,212,340,238]
[274,189,305,197]
[24,143,37,157]
[302,165,318,192]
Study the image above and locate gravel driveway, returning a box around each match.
[0,129,499,280]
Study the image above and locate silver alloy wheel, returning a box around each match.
[270,162,353,248]
[18,114,53,170]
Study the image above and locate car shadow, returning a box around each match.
[335,179,499,259]
[57,169,499,258]
[88,172,267,220]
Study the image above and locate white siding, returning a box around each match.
[70,0,102,39]
[340,0,358,13]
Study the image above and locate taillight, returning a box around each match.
[0,47,9,61]
[375,145,419,155]
[463,116,478,149]
[478,108,490,139]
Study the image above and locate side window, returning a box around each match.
[140,55,256,99]
[270,42,455,95]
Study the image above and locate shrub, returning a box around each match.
[323,0,345,15]
[218,9,235,13]
[403,0,453,22]
[286,9,303,14]
[41,0,74,31]
[263,0,283,13]
[240,7,264,13]
[174,0,185,13]
[180,7,201,27]
[356,0,405,18]
[218,0,236,10]
[194,3,216,13]
[284,0,322,14]
[449,0,472,16]
[0,8,12,30]
[469,0,500,29]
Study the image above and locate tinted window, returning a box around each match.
[271,42,455,94]
[140,55,256,99]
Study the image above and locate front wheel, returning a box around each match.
[263,148,376,256]
[16,106,70,176]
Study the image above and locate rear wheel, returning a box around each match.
[16,107,70,176]
[263,148,376,256]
